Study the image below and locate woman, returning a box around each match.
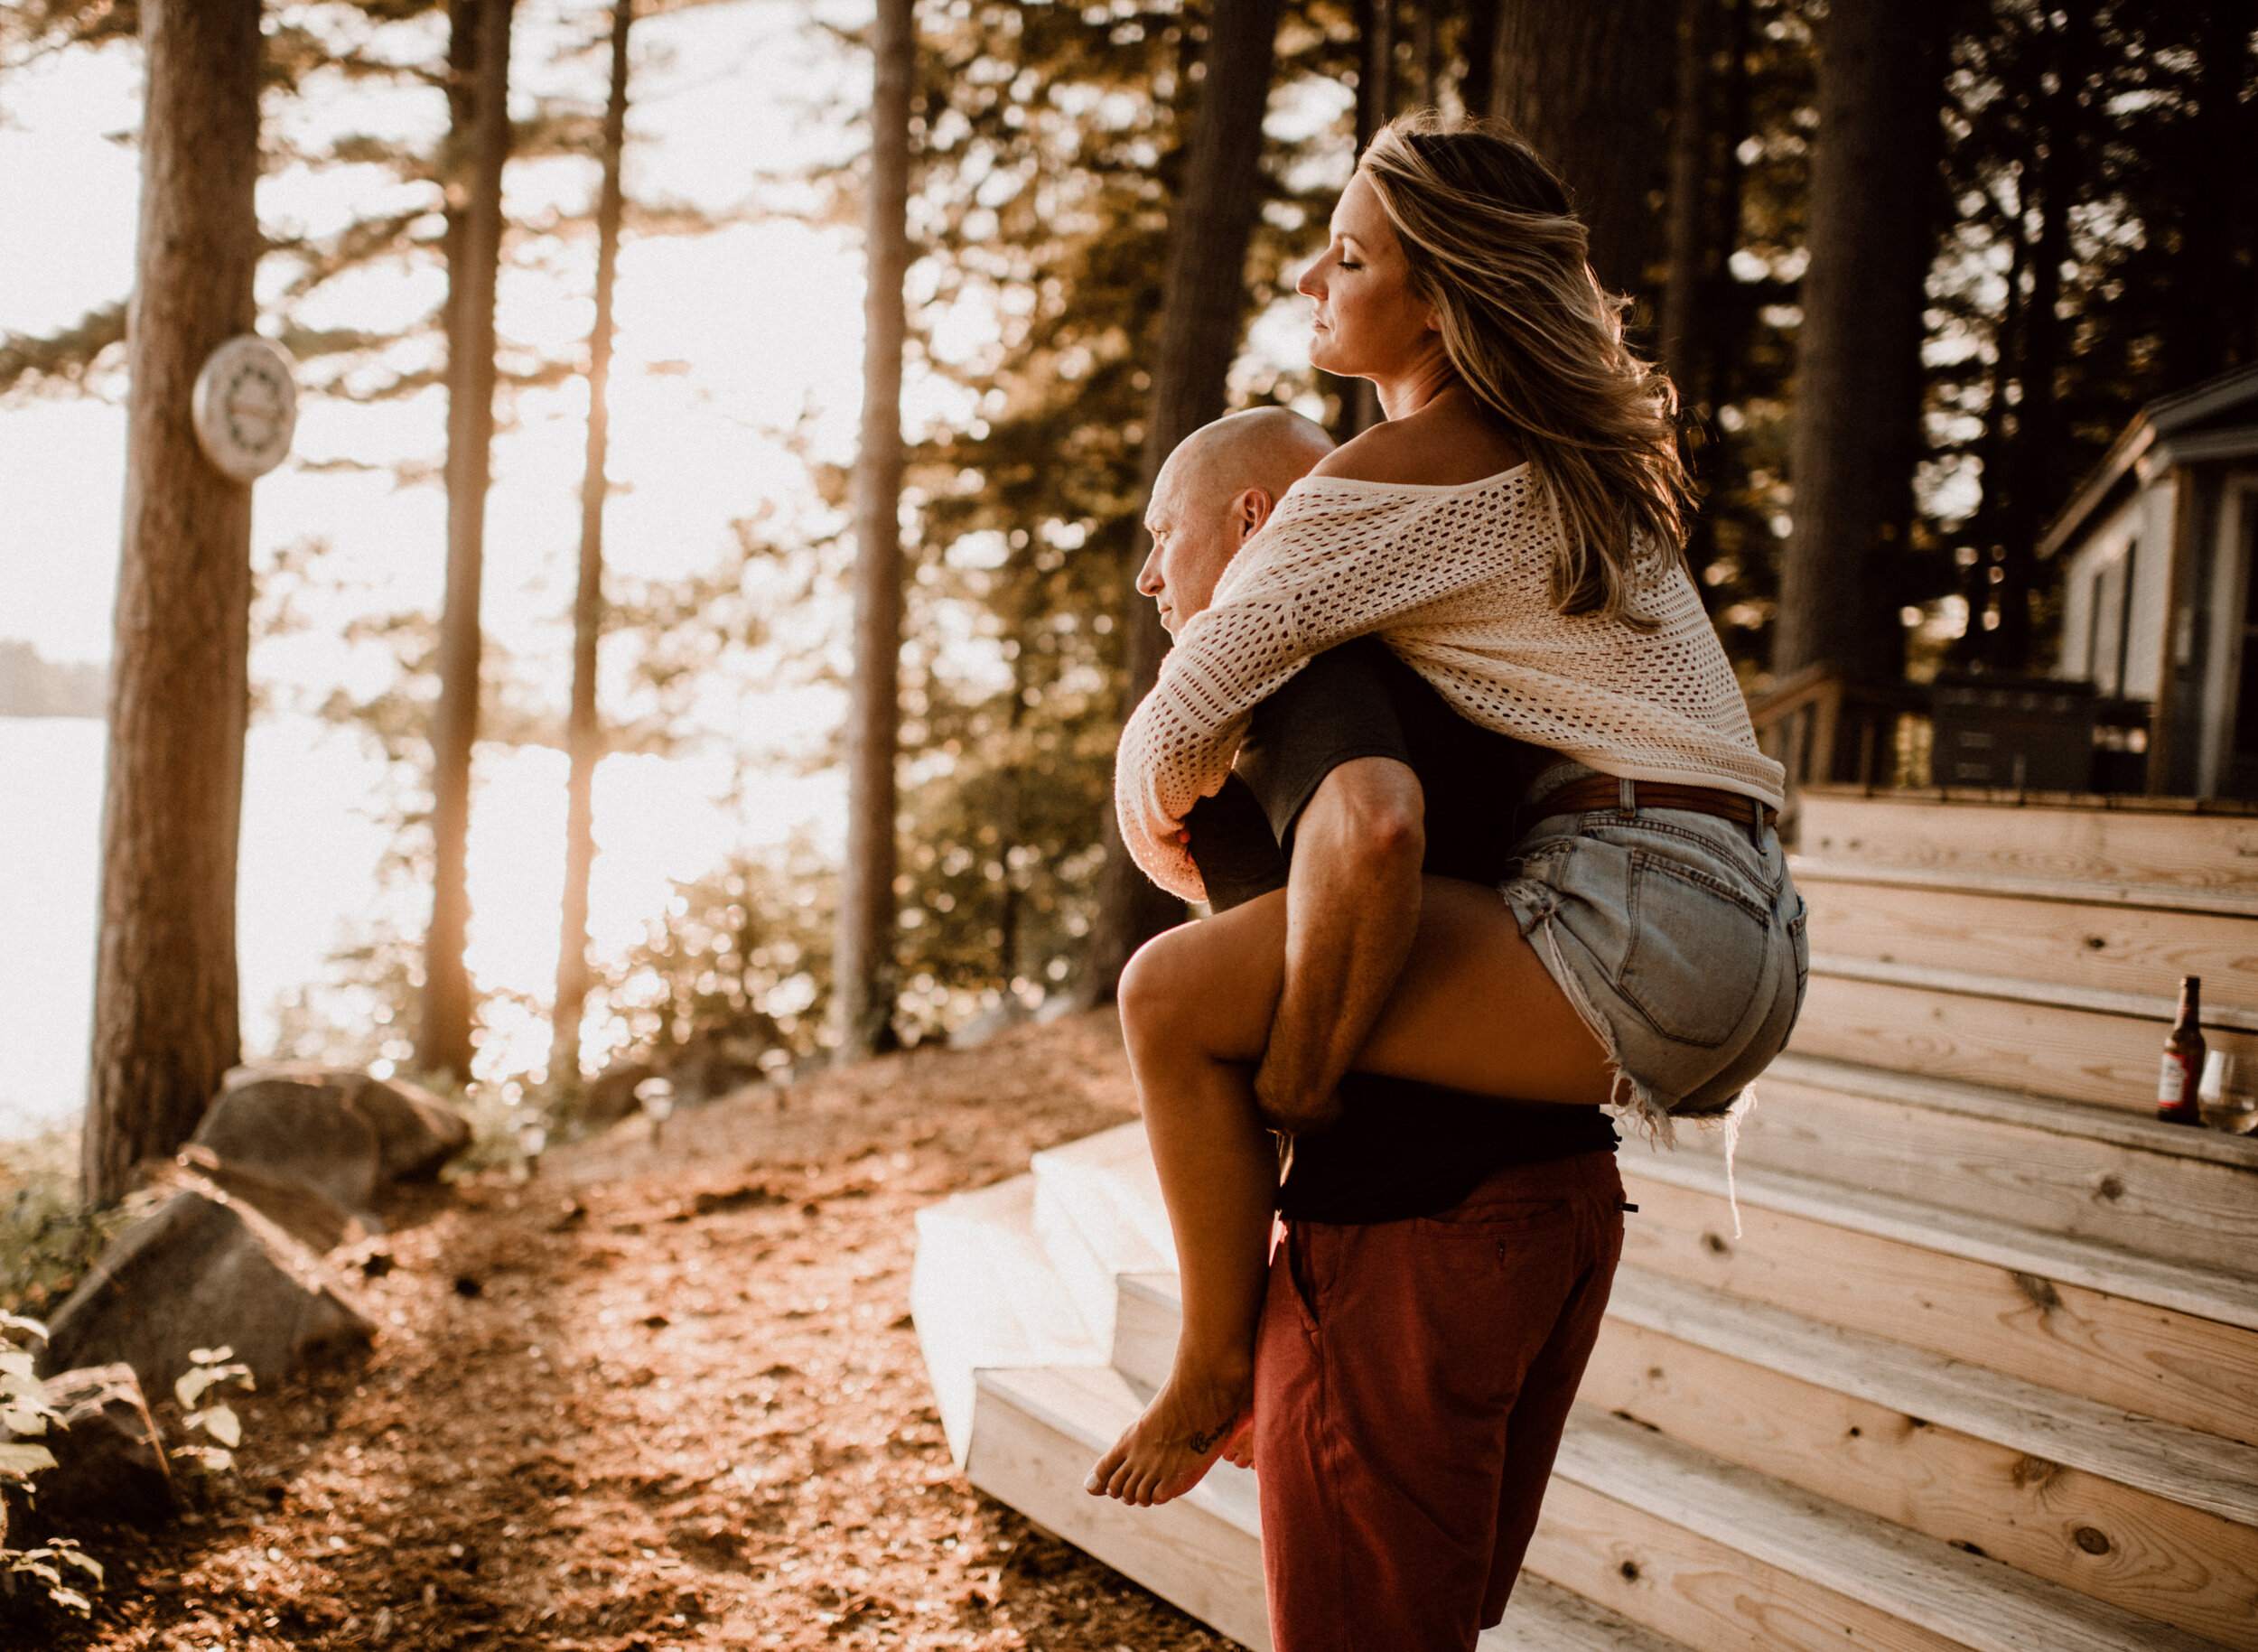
[1087,115,1804,1509]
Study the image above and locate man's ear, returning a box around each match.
[1236,488,1275,542]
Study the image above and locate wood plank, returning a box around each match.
[1613,1169,2258,1442]
[1711,1069,2258,1275]
[1547,1410,2226,1652]
[1580,1319,2258,1647]
[1627,1152,2258,1332]
[1797,793,2258,894]
[1602,1270,2258,1528]
[1789,973,2258,1113]
[1480,1574,1699,1652]
[1790,855,2258,921]
[1528,1478,1972,1652]
[1112,1270,1179,1393]
[1798,873,2258,1010]
[1811,953,2258,1034]
[910,1176,1103,1463]
[966,1364,1270,1651]
[1761,1053,2258,1172]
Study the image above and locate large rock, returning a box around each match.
[193,1078,383,1214]
[22,1364,173,1528]
[38,1189,374,1395]
[214,1064,468,1187]
[170,1147,371,1255]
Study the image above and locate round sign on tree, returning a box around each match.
[191,334,298,481]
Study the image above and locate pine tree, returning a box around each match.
[1772,0,1940,704]
[552,0,633,1097]
[1078,0,1288,1004]
[419,0,517,1079]
[83,0,264,1203]
[835,0,917,1061]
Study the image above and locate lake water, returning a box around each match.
[0,714,838,1138]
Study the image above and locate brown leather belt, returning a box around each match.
[1531,775,1778,832]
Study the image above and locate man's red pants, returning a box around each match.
[1253,1151,1626,1652]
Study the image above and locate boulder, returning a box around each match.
[22,1364,173,1527]
[169,1147,372,1255]
[215,1064,468,1187]
[194,1078,382,1214]
[38,1189,374,1396]
[353,1073,470,1182]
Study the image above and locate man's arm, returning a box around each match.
[1252,755,1425,1133]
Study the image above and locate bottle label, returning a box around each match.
[2160,1052,2195,1106]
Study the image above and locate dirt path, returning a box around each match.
[36,1013,1236,1652]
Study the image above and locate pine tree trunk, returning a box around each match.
[1459,0,1500,125]
[1993,5,2089,669]
[551,0,630,1097]
[1774,0,1939,700]
[1661,0,1723,403]
[83,0,264,1205]
[835,0,914,1061]
[1078,0,1284,1005]
[419,0,514,1080]
[1488,0,1675,296]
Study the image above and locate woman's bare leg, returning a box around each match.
[1088,876,1610,1506]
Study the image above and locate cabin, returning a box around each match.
[2045,362,2258,801]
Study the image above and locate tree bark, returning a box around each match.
[1773,0,1938,696]
[419,0,514,1080]
[835,0,914,1061]
[1992,4,2089,669]
[1339,0,1395,436]
[84,0,264,1204]
[1459,0,1500,126]
[550,0,631,1097]
[1661,0,1723,406]
[1488,0,1675,297]
[1078,0,1284,1005]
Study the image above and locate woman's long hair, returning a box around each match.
[1359,112,1692,628]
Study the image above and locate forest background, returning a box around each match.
[1,0,2253,1181]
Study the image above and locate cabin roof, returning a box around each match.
[2038,361,2258,561]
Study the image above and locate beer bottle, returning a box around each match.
[2159,976,2206,1125]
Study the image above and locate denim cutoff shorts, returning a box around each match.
[1498,763,1807,1140]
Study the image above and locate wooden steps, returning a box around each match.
[1541,1409,2230,1652]
[1698,1052,2258,1274]
[914,789,2258,1647]
[928,1134,1700,1652]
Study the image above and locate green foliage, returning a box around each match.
[0,1314,104,1619]
[172,1345,255,1477]
[0,1133,152,1324]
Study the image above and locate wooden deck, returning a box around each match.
[914,786,2258,1649]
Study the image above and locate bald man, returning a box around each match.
[1128,410,1623,1650]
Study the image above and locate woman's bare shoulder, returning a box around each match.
[1308,410,1524,488]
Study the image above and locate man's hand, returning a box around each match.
[1253,756,1425,1133]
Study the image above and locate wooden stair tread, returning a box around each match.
[1789,854,2258,921]
[1606,1268,2258,1529]
[1106,1259,2258,1531]
[1759,1052,2258,1171]
[1620,1152,2258,1333]
[969,1364,1270,1649]
[973,1362,1698,1652]
[909,1174,1104,1463]
[1553,1408,2233,1652]
[1806,952,2258,1034]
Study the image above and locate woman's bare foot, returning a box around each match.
[1084,1357,1253,1507]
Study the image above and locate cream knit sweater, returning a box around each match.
[1116,465,1786,901]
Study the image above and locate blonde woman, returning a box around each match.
[1084,115,1803,1610]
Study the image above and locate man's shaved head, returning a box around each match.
[1157,407,1336,518]
[1139,409,1334,634]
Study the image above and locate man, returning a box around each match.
[1136,407,1625,1649]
